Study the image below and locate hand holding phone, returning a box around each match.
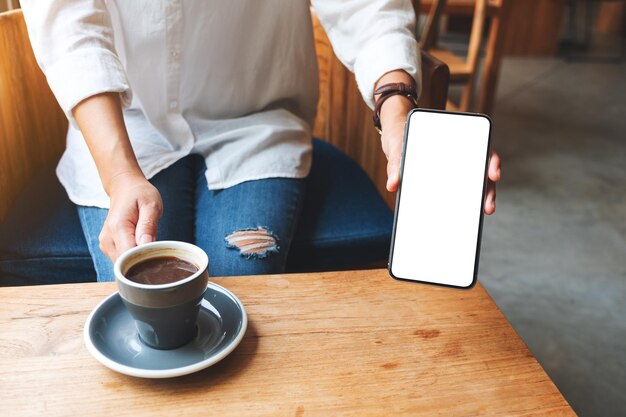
[388,109,492,288]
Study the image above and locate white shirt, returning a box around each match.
[21,0,421,208]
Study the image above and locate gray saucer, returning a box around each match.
[84,283,247,378]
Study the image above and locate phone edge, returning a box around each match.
[387,108,493,290]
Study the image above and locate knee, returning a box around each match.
[224,226,279,259]
[210,226,285,276]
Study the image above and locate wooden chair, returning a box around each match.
[416,0,448,50]
[415,0,487,112]
[0,9,449,281]
[0,10,68,224]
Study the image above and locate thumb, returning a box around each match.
[135,201,162,246]
[386,157,401,192]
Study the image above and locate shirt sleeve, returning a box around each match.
[311,0,421,109]
[20,0,132,126]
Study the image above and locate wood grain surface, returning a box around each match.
[501,0,567,56]
[0,270,574,416]
[0,10,68,223]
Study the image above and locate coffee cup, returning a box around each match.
[114,241,209,350]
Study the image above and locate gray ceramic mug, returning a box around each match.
[114,241,209,350]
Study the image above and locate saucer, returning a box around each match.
[84,283,247,378]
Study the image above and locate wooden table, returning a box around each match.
[0,269,574,416]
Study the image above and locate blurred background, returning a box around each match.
[2,0,624,415]
[424,1,625,415]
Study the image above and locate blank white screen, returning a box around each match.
[390,111,490,287]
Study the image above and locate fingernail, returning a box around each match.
[139,234,153,245]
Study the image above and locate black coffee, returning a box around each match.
[125,256,199,285]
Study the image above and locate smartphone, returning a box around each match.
[388,109,492,289]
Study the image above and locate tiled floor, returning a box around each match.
[477,57,626,416]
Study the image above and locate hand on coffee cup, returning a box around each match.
[100,173,163,262]
[115,241,209,350]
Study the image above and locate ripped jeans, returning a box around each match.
[77,154,305,282]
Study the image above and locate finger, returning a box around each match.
[489,150,501,182]
[135,200,162,246]
[386,157,402,192]
[113,219,138,260]
[98,228,117,262]
[385,137,404,192]
[484,180,496,215]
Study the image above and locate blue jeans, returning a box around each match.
[78,154,306,282]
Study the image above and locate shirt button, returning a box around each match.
[171,50,179,57]
[169,101,178,109]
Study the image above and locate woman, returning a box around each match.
[21,0,501,281]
